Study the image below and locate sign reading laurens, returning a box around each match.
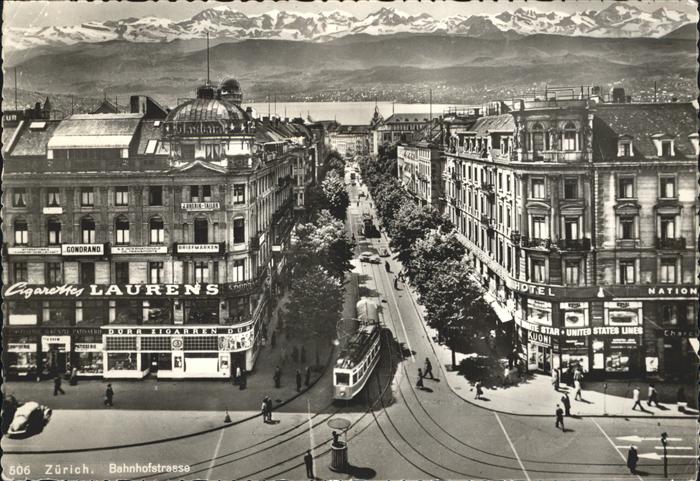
[5,282,220,299]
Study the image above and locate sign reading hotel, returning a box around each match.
[8,246,62,255]
[62,244,105,256]
[111,246,168,255]
[176,244,221,254]
[5,282,220,299]
[181,202,220,211]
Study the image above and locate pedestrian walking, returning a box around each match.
[627,445,639,474]
[304,366,311,387]
[235,365,242,385]
[271,330,277,348]
[555,405,565,430]
[239,369,247,390]
[551,368,560,391]
[475,381,484,400]
[292,345,299,363]
[274,366,282,388]
[300,346,307,363]
[561,392,571,416]
[393,276,399,289]
[53,375,65,396]
[104,384,114,407]
[632,387,643,411]
[296,369,302,392]
[574,379,583,401]
[261,397,269,423]
[423,358,434,379]
[303,449,314,479]
[69,366,78,386]
[416,368,424,389]
[647,384,659,407]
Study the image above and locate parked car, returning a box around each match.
[6,401,52,437]
[359,251,381,264]
[378,247,390,257]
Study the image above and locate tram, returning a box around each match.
[333,298,381,400]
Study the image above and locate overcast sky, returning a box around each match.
[4,0,697,29]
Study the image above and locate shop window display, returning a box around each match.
[107,353,138,371]
[77,353,103,375]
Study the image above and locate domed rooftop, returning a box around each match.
[165,98,249,123]
[220,78,242,94]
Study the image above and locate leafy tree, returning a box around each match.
[323,150,346,177]
[285,265,345,366]
[389,204,447,270]
[288,210,354,281]
[322,171,350,221]
[410,231,466,288]
[305,184,330,219]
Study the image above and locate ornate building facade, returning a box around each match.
[3,79,316,380]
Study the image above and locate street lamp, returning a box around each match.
[661,432,668,478]
[603,383,607,416]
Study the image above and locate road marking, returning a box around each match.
[616,445,693,450]
[617,435,682,442]
[638,452,697,460]
[591,419,644,481]
[307,399,317,476]
[205,425,225,479]
[494,412,531,481]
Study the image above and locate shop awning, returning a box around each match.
[483,291,513,323]
[48,135,134,149]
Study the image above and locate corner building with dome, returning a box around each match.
[2,79,320,379]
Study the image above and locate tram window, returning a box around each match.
[335,373,349,386]
[352,373,358,383]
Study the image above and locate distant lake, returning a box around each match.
[247,101,474,125]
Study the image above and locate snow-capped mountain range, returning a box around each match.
[6,4,693,51]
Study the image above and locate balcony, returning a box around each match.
[249,234,260,250]
[557,238,591,251]
[656,237,686,250]
[481,182,495,193]
[521,237,553,251]
[510,231,521,244]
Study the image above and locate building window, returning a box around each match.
[618,141,632,158]
[194,218,209,244]
[661,140,672,157]
[563,178,578,200]
[659,258,677,284]
[564,217,579,240]
[531,259,546,283]
[149,262,164,284]
[46,262,62,285]
[190,186,200,202]
[232,259,245,282]
[659,176,676,199]
[531,123,544,154]
[149,186,163,206]
[202,185,212,202]
[661,304,678,325]
[80,262,95,285]
[80,187,95,207]
[562,122,577,151]
[149,217,165,244]
[115,216,130,245]
[659,216,676,239]
[618,176,635,199]
[233,218,245,244]
[564,260,580,285]
[115,262,129,284]
[194,262,209,283]
[531,216,547,239]
[47,188,60,207]
[48,219,62,245]
[13,188,27,207]
[14,218,29,245]
[619,217,636,240]
[115,186,129,206]
[506,206,511,229]
[619,260,636,285]
[531,178,545,199]
[13,262,28,282]
[506,176,511,193]
[81,217,96,244]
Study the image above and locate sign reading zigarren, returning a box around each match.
[5,282,220,299]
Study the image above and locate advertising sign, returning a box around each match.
[5,282,220,299]
[7,343,38,353]
[176,244,222,254]
[8,246,62,255]
[62,244,105,256]
[181,202,220,211]
[104,325,251,336]
[111,246,168,255]
[75,343,103,352]
[218,331,254,352]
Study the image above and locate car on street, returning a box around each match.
[378,247,390,257]
[359,251,381,264]
[6,401,52,437]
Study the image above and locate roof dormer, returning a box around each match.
[688,133,699,156]
[651,133,676,158]
[617,134,633,158]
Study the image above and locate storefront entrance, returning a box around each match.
[528,343,551,373]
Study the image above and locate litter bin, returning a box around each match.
[329,441,348,472]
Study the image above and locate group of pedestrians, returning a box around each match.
[416,357,435,390]
[53,373,114,407]
[261,396,274,423]
[632,383,661,411]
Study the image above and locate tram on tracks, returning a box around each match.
[333,298,381,400]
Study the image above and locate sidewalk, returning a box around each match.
[3,289,332,413]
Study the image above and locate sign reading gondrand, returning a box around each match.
[5,282,221,299]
